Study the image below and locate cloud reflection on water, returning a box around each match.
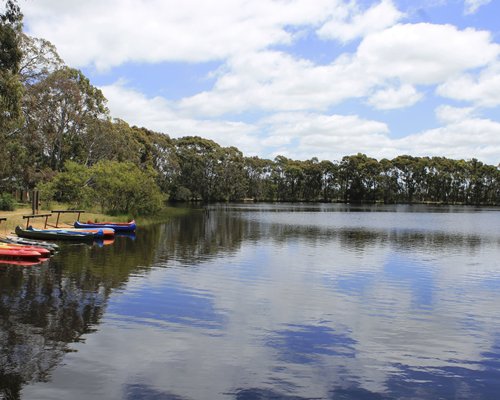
[16,204,500,399]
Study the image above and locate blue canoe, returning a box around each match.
[74,220,136,232]
[16,226,102,241]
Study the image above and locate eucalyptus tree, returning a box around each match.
[130,126,178,194]
[0,0,22,132]
[339,153,380,203]
[19,33,64,85]
[82,119,141,167]
[301,158,323,201]
[271,155,303,201]
[391,155,425,203]
[0,0,23,190]
[172,136,222,201]
[244,156,275,201]
[378,158,398,204]
[23,67,108,172]
[319,159,339,202]
[216,146,247,201]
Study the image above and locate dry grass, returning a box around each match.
[0,207,126,236]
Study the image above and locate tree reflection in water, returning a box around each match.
[0,205,497,399]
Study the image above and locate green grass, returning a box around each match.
[0,203,192,235]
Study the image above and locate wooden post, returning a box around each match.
[31,190,35,215]
[50,210,86,228]
[31,190,39,214]
[23,213,52,229]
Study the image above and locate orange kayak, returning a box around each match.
[0,248,42,259]
[0,243,51,257]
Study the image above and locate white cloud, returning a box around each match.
[179,51,372,116]
[464,0,492,15]
[317,0,404,43]
[261,112,396,161]
[179,23,499,117]
[368,84,423,110]
[101,82,500,165]
[22,1,500,165]
[260,112,500,164]
[437,62,500,107]
[356,23,500,85]
[100,82,263,154]
[396,118,500,162]
[23,0,344,70]
[435,105,476,124]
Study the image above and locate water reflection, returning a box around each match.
[0,204,497,399]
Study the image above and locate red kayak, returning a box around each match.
[0,248,43,259]
[0,243,51,257]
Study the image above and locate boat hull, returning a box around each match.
[15,226,98,241]
[40,227,115,237]
[4,236,59,251]
[0,248,42,259]
[0,243,51,257]
[74,220,136,232]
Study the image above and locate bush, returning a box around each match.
[39,161,165,216]
[0,193,16,211]
[91,161,164,215]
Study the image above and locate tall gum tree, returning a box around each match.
[0,0,23,190]
[23,67,108,172]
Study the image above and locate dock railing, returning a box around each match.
[23,214,52,229]
[50,210,86,228]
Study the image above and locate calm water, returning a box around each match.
[1,204,499,399]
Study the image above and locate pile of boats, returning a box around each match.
[0,236,59,266]
[0,219,136,266]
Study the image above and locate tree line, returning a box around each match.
[1,1,499,214]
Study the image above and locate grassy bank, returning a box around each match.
[0,204,192,235]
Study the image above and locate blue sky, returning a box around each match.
[22,0,500,164]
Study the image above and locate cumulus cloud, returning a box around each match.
[356,23,500,85]
[179,51,372,116]
[101,83,500,164]
[368,84,423,110]
[435,105,476,124]
[23,0,344,70]
[396,118,500,162]
[317,0,404,43]
[260,112,395,161]
[100,82,263,154]
[178,23,499,116]
[437,62,500,107]
[22,1,500,165]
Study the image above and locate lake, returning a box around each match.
[1,204,499,399]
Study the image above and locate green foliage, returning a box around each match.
[19,33,64,85]
[0,1,24,189]
[42,161,164,216]
[91,161,164,215]
[0,0,23,125]
[1,2,498,207]
[0,192,16,211]
[38,161,92,208]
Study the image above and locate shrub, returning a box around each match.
[91,161,164,215]
[0,193,16,211]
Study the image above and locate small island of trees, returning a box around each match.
[1,1,499,215]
